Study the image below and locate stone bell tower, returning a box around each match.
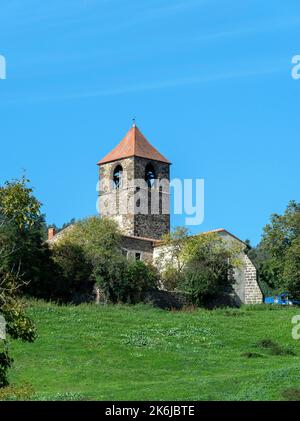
[97,124,171,240]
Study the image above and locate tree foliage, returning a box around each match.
[52,217,158,304]
[253,201,300,296]
[51,242,93,302]
[283,237,300,297]
[181,234,241,305]
[0,177,38,387]
[0,180,55,302]
[157,227,242,305]
[0,177,40,229]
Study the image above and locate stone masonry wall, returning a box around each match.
[99,157,135,236]
[244,254,263,304]
[133,157,170,239]
[121,236,154,262]
[99,156,170,239]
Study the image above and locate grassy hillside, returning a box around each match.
[4,301,300,400]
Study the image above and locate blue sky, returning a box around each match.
[0,0,299,245]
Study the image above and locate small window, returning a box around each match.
[135,252,141,261]
[113,165,123,189]
[145,163,156,188]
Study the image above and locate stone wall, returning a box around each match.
[244,254,264,304]
[219,232,263,305]
[121,235,154,262]
[98,156,170,239]
[134,157,170,239]
[99,157,135,236]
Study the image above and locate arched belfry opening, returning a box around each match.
[145,163,156,188]
[113,164,123,189]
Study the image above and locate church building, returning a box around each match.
[49,123,263,305]
[96,123,263,305]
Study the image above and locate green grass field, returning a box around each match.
[5,301,300,400]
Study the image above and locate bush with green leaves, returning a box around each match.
[0,176,58,302]
[50,242,94,302]
[158,266,180,291]
[122,260,158,304]
[250,201,300,297]
[283,236,300,297]
[86,255,158,304]
[181,234,240,305]
[53,217,158,304]
[157,227,242,306]
[0,177,38,387]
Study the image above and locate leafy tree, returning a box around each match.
[2,214,57,299]
[0,177,56,302]
[157,228,242,305]
[93,252,128,303]
[94,257,158,304]
[54,217,158,304]
[160,227,190,273]
[155,227,189,290]
[159,265,182,291]
[0,177,40,228]
[181,233,241,305]
[51,242,93,302]
[55,217,123,283]
[124,260,157,300]
[283,237,300,297]
[52,217,125,301]
[0,177,38,386]
[59,216,122,263]
[47,217,118,299]
[257,201,300,295]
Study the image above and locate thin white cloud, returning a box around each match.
[11,10,300,78]
[3,66,284,105]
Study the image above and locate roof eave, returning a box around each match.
[97,155,171,166]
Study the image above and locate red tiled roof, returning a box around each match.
[122,234,161,244]
[97,125,170,165]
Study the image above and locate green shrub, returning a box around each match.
[96,259,158,304]
[124,260,158,303]
[254,201,300,295]
[93,252,128,303]
[0,347,13,388]
[45,217,158,305]
[158,229,241,306]
[51,242,94,302]
[161,266,183,291]
[50,217,123,303]
[181,263,231,306]
[0,177,39,387]
[283,237,300,297]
